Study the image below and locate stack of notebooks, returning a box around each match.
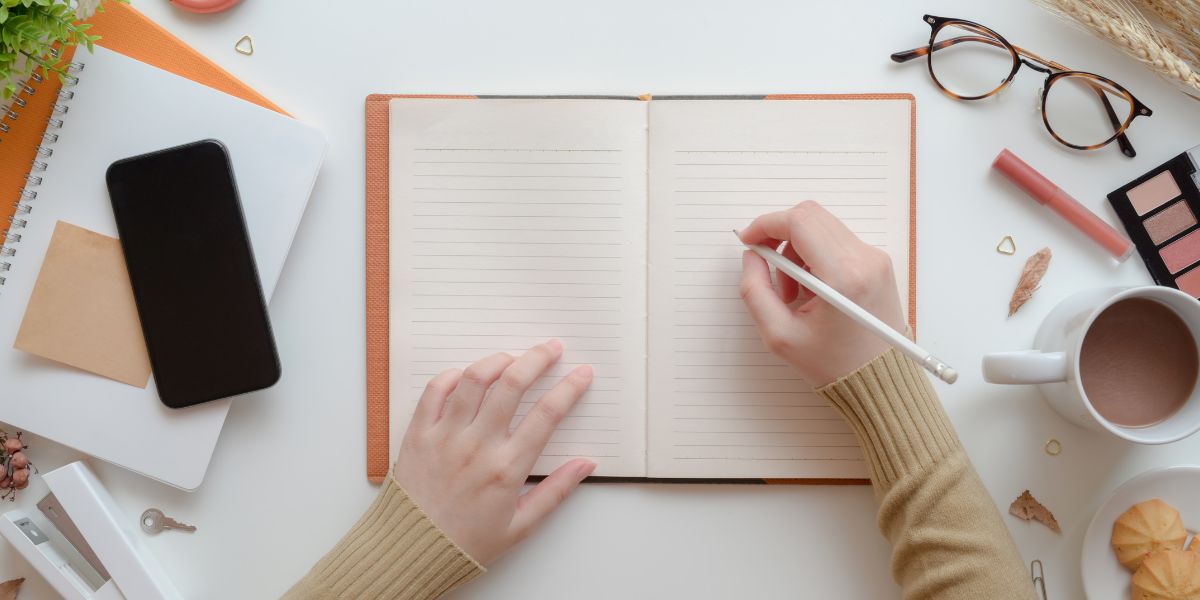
[0,4,326,490]
[365,94,917,483]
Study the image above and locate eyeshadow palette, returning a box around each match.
[1109,146,1200,299]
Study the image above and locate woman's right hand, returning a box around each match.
[738,201,907,388]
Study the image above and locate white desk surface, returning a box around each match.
[5,0,1200,598]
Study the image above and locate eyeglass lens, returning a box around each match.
[930,23,1014,98]
[1044,75,1133,148]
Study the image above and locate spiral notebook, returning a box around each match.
[0,43,326,490]
[365,95,916,482]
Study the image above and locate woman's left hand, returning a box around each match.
[394,339,596,566]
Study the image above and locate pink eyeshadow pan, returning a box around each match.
[1161,229,1200,273]
[1129,171,1183,215]
[1177,268,1200,299]
[1145,201,1198,245]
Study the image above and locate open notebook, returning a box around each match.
[378,96,915,480]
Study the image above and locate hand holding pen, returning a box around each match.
[738,201,955,387]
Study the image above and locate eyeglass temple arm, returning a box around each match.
[890,36,1005,63]
[1016,47,1136,157]
[1098,91,1136,157]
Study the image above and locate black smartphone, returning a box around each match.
[106,139,280,409]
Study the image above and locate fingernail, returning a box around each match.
[742,250,754,269]
[575,364,593,379]
[547,339,562,351]
[578,460,597,478]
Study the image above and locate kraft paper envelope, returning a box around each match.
[14,221,152,388]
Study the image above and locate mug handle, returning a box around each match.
[982,350,1069,385]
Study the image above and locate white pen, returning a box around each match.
[736,230,957,384]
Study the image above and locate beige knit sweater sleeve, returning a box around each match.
[284,347,1034,600]
[816,347,1037,600]
[280,474,484,600]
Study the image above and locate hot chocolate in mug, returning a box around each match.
[982,286,1200,444]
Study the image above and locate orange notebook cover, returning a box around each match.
[0,3,288,238]
[365,94,916,484]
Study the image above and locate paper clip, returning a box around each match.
[235,36,254,55]
[1031,559,1047,600]
[998,235,1016,255]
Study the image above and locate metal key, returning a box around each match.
[140,508,196,534]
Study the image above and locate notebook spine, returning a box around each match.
[0,53,83,294]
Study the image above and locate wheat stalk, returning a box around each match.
[1031,0,1200,99]
[1128,0,1200,61]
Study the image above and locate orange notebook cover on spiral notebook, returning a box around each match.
[365,94,916,484]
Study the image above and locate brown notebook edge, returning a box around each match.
[365,95,478,482]
[365,94,917,486]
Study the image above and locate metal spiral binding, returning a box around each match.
[0,55,81,297]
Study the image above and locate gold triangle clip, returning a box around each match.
[235,35,254,55]
[997,235,1016,255]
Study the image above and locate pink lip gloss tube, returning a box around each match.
[992,149,1134,262]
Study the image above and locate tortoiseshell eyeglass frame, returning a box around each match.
[891,15,1153,157]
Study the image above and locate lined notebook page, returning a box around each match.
[646,99,912,478]
[389,99,649,477]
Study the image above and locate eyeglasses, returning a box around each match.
[891,15,1152,157]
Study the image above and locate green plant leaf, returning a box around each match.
[0,0,125,87]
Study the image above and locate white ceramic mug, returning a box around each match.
[982,286,1200,444]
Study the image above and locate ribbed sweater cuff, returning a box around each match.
[815,347,961,497]
[281,474,484,600]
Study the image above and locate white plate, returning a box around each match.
[1082,465,1200,600]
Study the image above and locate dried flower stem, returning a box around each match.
[1010,247,1053,316]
